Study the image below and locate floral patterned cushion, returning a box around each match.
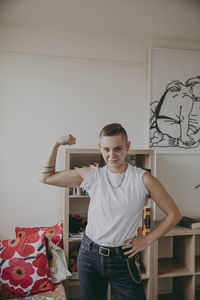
[0,231,54,299]
[15,222,63,248]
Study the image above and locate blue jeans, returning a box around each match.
[77,235,146,300]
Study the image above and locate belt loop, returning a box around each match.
[89,240,92,250]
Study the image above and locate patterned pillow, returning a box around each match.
[0,231,54,299]
[15,221,63,248]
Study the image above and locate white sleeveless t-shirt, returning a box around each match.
[80,164,149,247]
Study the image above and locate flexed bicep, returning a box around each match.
[40,169,83,187]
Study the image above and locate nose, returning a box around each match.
[109,150,115,159]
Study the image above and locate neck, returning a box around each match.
[107,162,127,173]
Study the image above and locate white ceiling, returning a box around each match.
[0,0,200,42]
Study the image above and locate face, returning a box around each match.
[99,134,131,172]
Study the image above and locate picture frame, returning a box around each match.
[147,48,200,154]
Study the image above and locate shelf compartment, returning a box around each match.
[69,197,90,214]
[68,152,104,169]
[67,280,82,300]
[158,276,194,300]
[195,275,200,299]
[158,258,193,278]
[158,235,195,278]
[133,154,152,170]
[196,256,200,274]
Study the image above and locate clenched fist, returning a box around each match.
[57,134,76,146]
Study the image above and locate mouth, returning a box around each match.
[108,159,118,163]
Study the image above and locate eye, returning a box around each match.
[115,147,122,151]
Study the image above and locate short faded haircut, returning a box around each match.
[99,123,128,142]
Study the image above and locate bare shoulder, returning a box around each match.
[142,172,163,191]
[76,167,92,179]
[142,171,171,203]
[142,172,157,185]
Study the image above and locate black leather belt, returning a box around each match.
[82,234,136,259]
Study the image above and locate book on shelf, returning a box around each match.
[178,216,200,229]
[69,187,88,196]
[68,251,79,280]
[142,207,151,236]
[137,207,151,236]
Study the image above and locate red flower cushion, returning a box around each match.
[15,221,63,248]
[0,231,54,299]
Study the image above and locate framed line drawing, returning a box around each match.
[148,48,200,154]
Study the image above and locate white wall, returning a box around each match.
[1,22,200,239]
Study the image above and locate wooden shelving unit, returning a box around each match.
[154,223,200,300]
[63,149,156,300]
[63,149,200,300]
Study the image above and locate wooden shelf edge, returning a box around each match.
[154,221,200,236]
[69,238,83,243]
[67,275,149,283]
[158,258,193,278]
[65,149,154,154]
[67,280,80,286]
[69,196,90,199]
[158,271,193,278]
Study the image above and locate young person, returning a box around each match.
[40,123,181,300]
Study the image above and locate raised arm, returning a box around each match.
[39,134,91,187]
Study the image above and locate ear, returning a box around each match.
[127,141,131,151]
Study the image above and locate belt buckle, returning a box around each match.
[99,246,110,257]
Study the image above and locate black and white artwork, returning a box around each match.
[148,48,200,153]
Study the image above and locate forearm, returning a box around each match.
[40,141,60,183]
[144,213,181,246]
